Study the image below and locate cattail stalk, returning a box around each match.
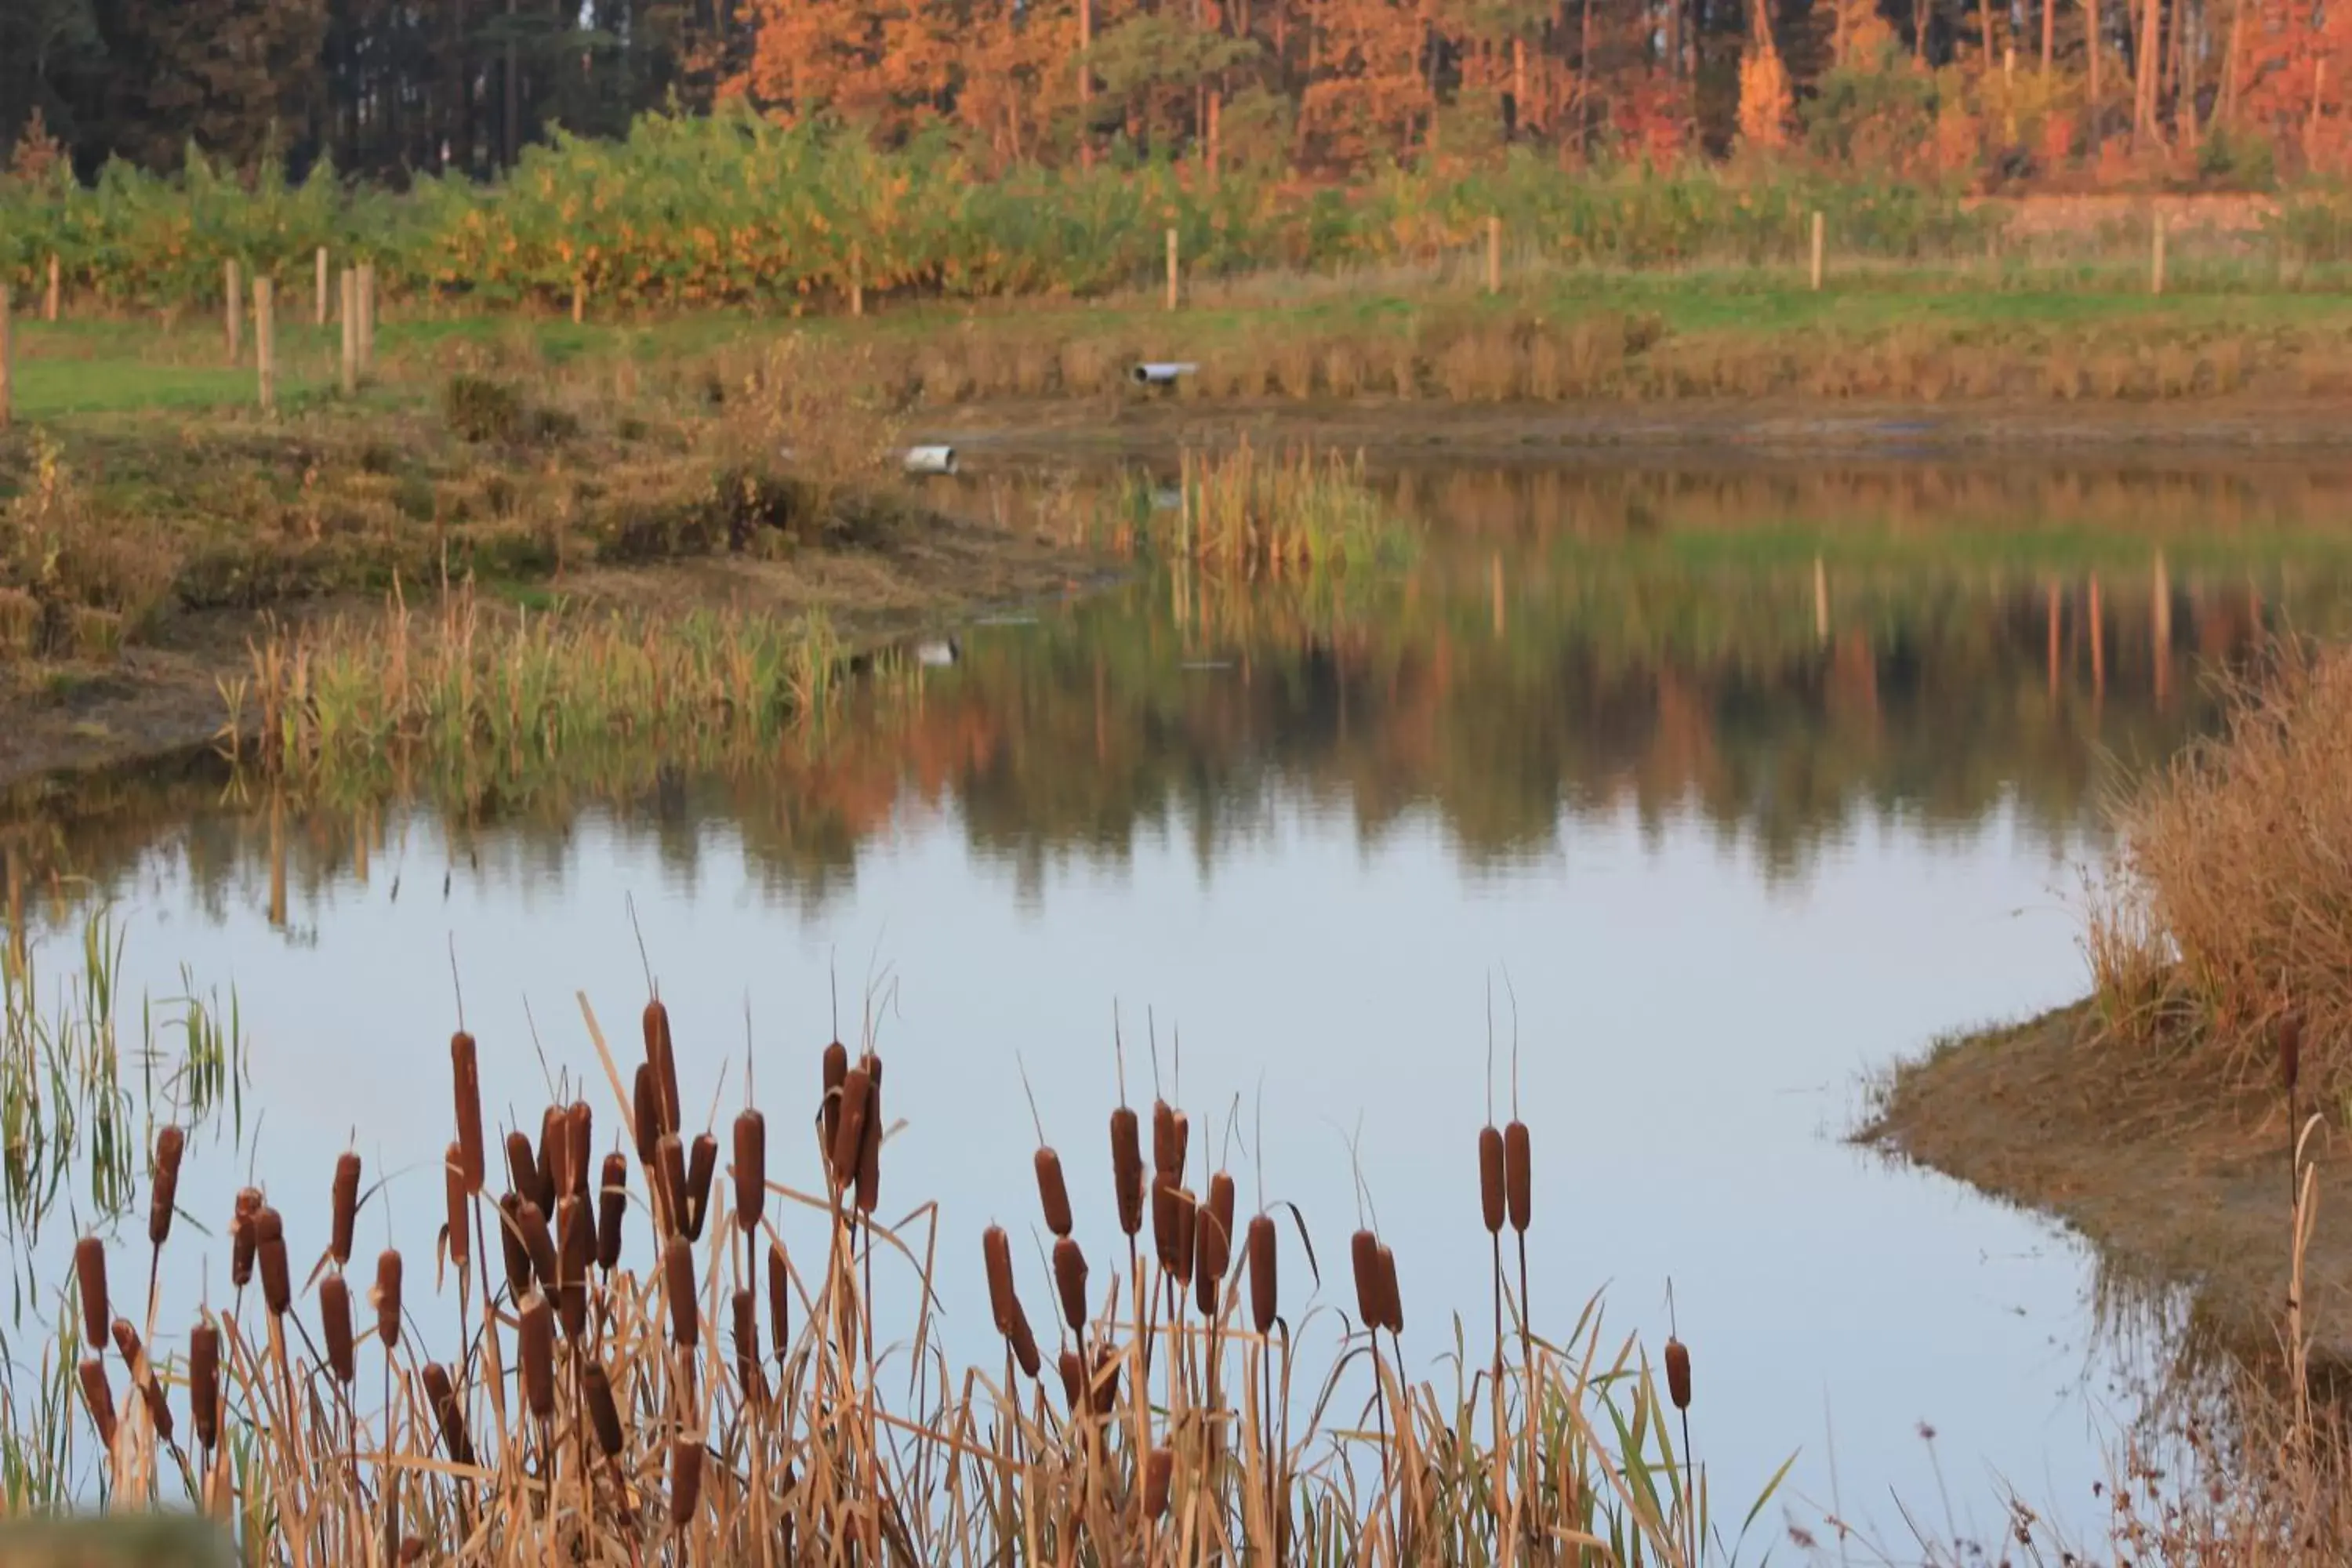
[444,1145,471,1269]
[257,1207,292,1318]
[1036,1148,1073,1238]
[733,1109,767,1237]
[321,1274,357,1385]
[74,1237,108,1349]
[231,1189,262,1289]
[331,1151,362,1267]
[1111,1106,1144,1240]
[684,1133,717,1240]
[376,1250,404,1352]
[452,1032,485,1192]
[597,1152,629,1272]
[190,1319,221,1451]
[518,1293,555,1421]
[150,1126,184,1247]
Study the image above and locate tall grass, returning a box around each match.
[1100,445,1415,573]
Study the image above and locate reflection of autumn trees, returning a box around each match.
[9,462,2352,923]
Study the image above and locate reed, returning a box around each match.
[684,1134,717,1241]
[321,1274,356,1385]
[147,1127,182,1248]
[331,1151,361,1268]
[451,1032,485,1192]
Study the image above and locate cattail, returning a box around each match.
[518,1292,555,1420]
[1247,1214,1277,1334]
[231,1188,262,1288]
[443,1145,470,1269]
[1036,1148,1073,1238]
[452,1031,485,1193]
[73,1237,108,1349]
[1349,1229,1380,1329]
[399,1540,426,1566]
[663,1234,698,1348]
[597,1152,629,1272]
[557,1196,593,1340]
[489,1196,528,1299]
[1196,1179,1233,1317]
[1207,1172,1236,1256]
[190,1319,220,1450]
[768,1243,790,1359]
[684,1133,717,1240]
[1007,1297,1042,1379]
[331,1151,362,1268]
[830,1065,872,1189]
[1059,1348,1087,1411]
[644,999,681,1139]
[733,1109,767,1236]
[1171,1187,1198,1291]
[2283,1013,2304,1098]
[1152,1178,1184,1275]
[633,1065,660,1163]
[1664,1336,1691,1411]
[321,1273,356,1385]
[536,1105,567,1208]
[1111,1106,1144,1237]
[821,1041,848,1154]
[856,1061,883,1214]
[584,1362,624,1457]
[111,1319,172,1442]
[670,1436,704,1529]
[564,1102,593,1200]
[1504,1121,1531,1234]
[78,1358,116,1448]
[517,1199,559,1294]
[982,1225,1018,1334]
[1144,1446,1174,1520]
[376,1249,404,1352]
[1090,1344,1121,1414]
[1372,1245,1403,1334]
[1053,1236,1089,1334]
[656,1133,688,1239]
[732,1287,759,1399]
[503,1131,537,1208]
[149,1125,184,1247]
[257,1207,292,1317]
[1151,1101,1180,1178]
[423,1362,471,1464]
[1479,1126,1505,1236]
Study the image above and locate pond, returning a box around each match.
[9,454,2352,1549]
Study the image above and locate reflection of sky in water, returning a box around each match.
[56,784,2149,1545]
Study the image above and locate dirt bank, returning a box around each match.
[1868,1003,2352,1371]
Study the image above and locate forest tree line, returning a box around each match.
[2,0,2346,190]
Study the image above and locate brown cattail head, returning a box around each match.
[584,1363,623,1457]
[1664,1336,1692,1411]
[452,1031,485,1194]
[670,1436,704,1529]
[320,1272,356,1385]
[1035,1148,1073,1239]
[1058,1348,1087,1412]
[655,1133,688,1240]
[517,1199,558,1293]
[1372,1245,1403,1335]
[423,1362,471,1465]
[78,1358,116,1449]
[190,1319,220,1450]
[597,1152,628,1272]
[1207,1171,1236,1254]
[1144,1446,1174,1521]
[149,1125,184,1247]
[536,1105,567,1209]
[518,1292,555,1420]
[732,1287,760,1400]
[683,1133,717,1240]
[557,1196,593,1340]
[821,1041,848,1153]
[982,1225,1018,1334]
[855,1065,882,1215]
[495,1194,532,1298]
[829,1065,872,1191]
[110,1319,171,1443]
[1504,1121,1531,1234]
[1151,1101,1181,1180]
[1196,1180,1234,1317]
[1111,1106,1144,1237]
[768,1243,790,1361]
[257,1207,292,1318]
[1152,1178,1182,1275]
[231,1188,262,1288]
[663,1235,698,1348]
[2283,1013,2304,1099]
[633,1065,660,1163]
[443,1145,470,1269]
[73,1237,108,1349]
[732,1109,767,1236]
[1247,1214,1278,1334]
[1349,1229,1380,1329]
[643,998,680,1138]
[1090,1345,1120,1415]
[1479,1126,1506,1236]
[504,1130,542,1211]
[331,1151,362,1267]
[1053,1236,1090,1334]
[375,1249,404,1352]
[1171,1186,1198,1291]
[564,1102,593,1200]
[1007,1297,1042,1380]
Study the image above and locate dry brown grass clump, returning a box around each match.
[2093,638,2352,1096]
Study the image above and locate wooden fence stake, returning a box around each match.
[44,256,59,321]
[0,286,13,430]
[1811,211,1825,292]
[225,260,242,363]
[1165,227,1179,311]
[358,263,376,370]
[316,247,329,325]
[2151,210,2166,296]
[572,275,586,325]
[850,246,864,318]
[1486,215,1502,294]
[255,277,275,415]
[340,268,358,396]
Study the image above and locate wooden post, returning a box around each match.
[1813,556,1829,640]
[315,247,329,326]
[2151,209,2166,296]
[44,256,59,321]
[255,277,275,415]
[849,245,863,318]
[572,274,586,325]
[225,260,242,363]
[1486,216,1502,294]
[1810,211,1825,292]
[1165,227,1179,312]
[358,263,376,371]
[0,286,12,430]
[339,268,358,396]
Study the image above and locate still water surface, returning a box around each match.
[13,457,2352,1548]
